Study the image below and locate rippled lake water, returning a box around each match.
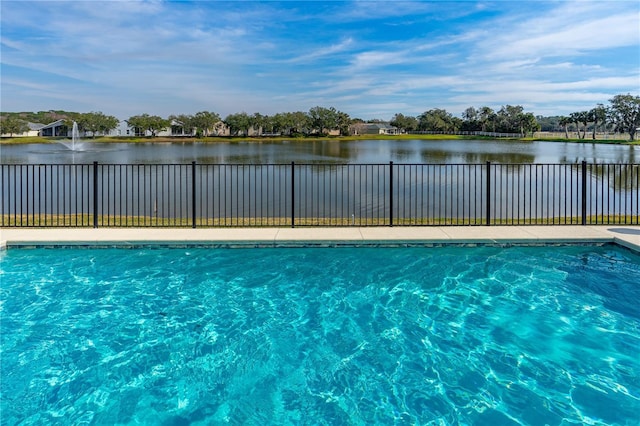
[2,139,638,164]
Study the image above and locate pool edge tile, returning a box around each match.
[275,228,364,241]
[1,226,639,252]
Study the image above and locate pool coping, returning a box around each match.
[1,226,639,252]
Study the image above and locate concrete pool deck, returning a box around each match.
[1,226,639,252]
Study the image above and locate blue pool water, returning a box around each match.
[1,245,639,425]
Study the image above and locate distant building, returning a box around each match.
[25,122,44,136]
[350,122,399,135]
[40,119,125,137]
[127,119,232,137]
[38,119,67,137]
[0,121,44,137]
[170,119,190,136]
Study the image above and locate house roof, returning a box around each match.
[38,119,66,130]
[363,123,396,130]
[27,122,45,131]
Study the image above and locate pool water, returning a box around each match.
[1,245,639,425]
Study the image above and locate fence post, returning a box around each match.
[192,161,197,228]
[581,161,587,225]
[389,161,394,227]
[93,161,98,228]
[486,161,491,226]
[291,161,295,228]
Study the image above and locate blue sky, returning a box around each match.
[1,0,639,121]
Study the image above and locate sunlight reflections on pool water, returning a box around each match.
[1,245,639,425]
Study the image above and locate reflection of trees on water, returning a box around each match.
[464,152,536,164]
[2,162,637,226]
[195,156,225,164]
[418,150,535,164]
[586,164,638,222]
[560,145,637,165]
[309,140,352,160]
[419,150,451,163]
[391,149,416,162]
[588,164,639,191]
[475,162,637,193]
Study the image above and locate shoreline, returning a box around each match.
[1,134,638,146]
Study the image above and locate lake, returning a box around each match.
[1,139,638,164]
[2,139,637,226]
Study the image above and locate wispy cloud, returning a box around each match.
[287,38,355,63]
[1,1,638,120]
[484,14,639,60]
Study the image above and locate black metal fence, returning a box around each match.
[1,162,638,227]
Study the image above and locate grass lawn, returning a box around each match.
[1,133,638,145]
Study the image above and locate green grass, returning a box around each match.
[0,136,52,145]
[1,134,637,145]
[522,137,639,145]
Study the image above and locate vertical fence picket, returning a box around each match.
[291,161,295,228]
[192,161,196,228]
[93,162,98,228]
[389,161,394,227]
[1,162,638,228]
[486,161,491,226]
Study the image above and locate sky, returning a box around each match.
[1,0,639,122]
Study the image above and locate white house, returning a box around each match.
[351,122,399,135]
[127,119,231,137]
[38,119,68,137]
[0,121,43,137]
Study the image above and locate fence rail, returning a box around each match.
[1,162,638,227]
[410,130,526,138]
[409,130,634,140]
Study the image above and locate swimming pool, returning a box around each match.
[1,245,639,425]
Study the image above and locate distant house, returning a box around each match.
[25,122,43,136]
[4,118,122,138]
[0,121,43,137]
[213,121,230,136]
[351,122,399,135]
[170,119,191,136]
[128,125,173,137]
[170,120,231,137]
[125,119,233,137]
[41,119,127,137]
[39,119,68,137]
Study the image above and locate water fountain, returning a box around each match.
[71,121,80,151]
[59,121,85,151]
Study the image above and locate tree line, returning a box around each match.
[1,93,638,140]
[127,105,541,138]
[389,105,539,135]
[0,111,119,138]
[562,94,639,141]
[127,107,353,138]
